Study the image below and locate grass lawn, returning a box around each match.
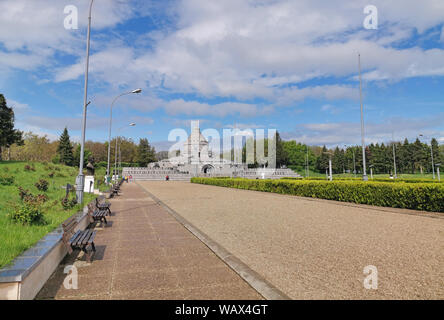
[0,161,96,269]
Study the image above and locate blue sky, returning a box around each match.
[1,0,443,150]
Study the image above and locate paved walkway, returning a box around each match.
[36,183,262,300]
[138,181,444,299]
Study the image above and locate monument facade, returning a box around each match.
[123,121,300,180]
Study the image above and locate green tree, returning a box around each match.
[57,127,74,166]
[137,138,156,167]
[274,131,288,168]
[7,132,57,162]
[73,144,92,168]
[0,94,23,160]
[316,145,329,172]
[430,138,441,173]
[412,138,427,174]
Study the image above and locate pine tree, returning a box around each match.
[332,146,345,173]
[137,138,156,167]
[0,94,23,160]
[316,145,329,172]
[412,138,427,174]
[57,127,74,166]
[430,138,440,173]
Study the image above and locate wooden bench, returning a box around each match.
[109,178,125,197]
[62,216,96,263]
[87,203,108,227]
[110,184,119,197]
[95,197,111,215]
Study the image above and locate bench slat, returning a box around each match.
[80,230,93,245]
[86,231,97,244]
[74,230,91,247]
[68,230,82,245]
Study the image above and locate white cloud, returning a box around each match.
[3,0,444,120]
[7,99,29,115]
[284,113,444,146]
[0,0,138,72]
[163,99,260,117]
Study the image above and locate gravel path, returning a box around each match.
[139,181,444,299]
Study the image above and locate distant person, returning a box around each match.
[166,175,169,181]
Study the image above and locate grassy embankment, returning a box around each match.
[0,161,96,269]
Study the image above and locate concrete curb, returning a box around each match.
[137,182,291,300]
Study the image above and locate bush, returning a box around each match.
[0,174,15,186]
[35,179,49,191]
[23,164,36,172]
[9,200,45,225]
[191,178,444,213]
[282,177,442,184]
[11,184,47,225]
[61,197,77,210]
[18,186,30,200]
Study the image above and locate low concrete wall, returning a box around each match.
[0,205,90,300]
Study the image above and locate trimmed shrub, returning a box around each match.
[18,186,30,200]
[9,202,44,225]
[10,193,47,225]
[0,174,15,186]
[35,179,49,191]
[61,197,77,210]
[23,164,36,172]
[191,178,444,213]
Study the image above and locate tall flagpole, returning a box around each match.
[358,53,368,181]
[76,0,94,203]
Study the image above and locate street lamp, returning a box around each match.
[75,0,94,204]
[392,132,397,179]
[323,151,333,181]
[106,89,142,183]
[358,53,368,181]
[419,134,435,179]
[114,123,136,181]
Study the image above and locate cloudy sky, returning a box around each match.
[1,0,444,149]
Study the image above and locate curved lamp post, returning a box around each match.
[113,123,136,181]
[106,89,141,183]
[75,0,94,204]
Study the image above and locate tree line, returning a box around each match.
[241,132,444,175]
[1,94,443,174]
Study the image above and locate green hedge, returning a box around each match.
[191,178,444,213]
[282,177,442,183]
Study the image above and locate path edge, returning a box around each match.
[136,182,291,300]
